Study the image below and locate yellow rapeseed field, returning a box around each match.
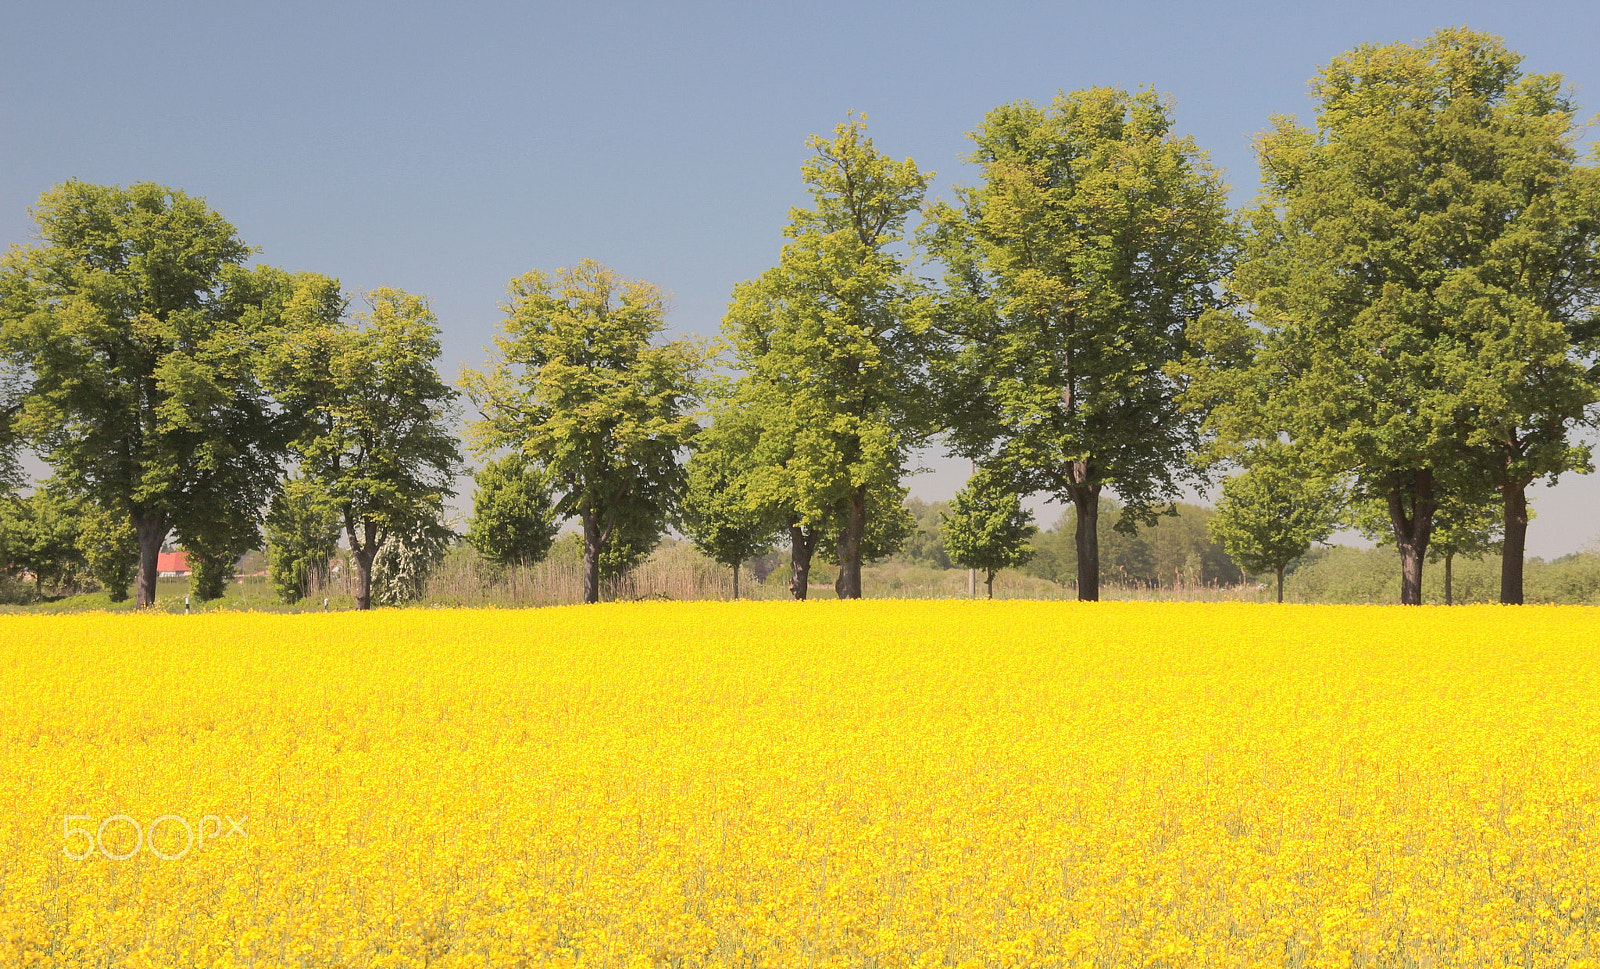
[2,601,1598,968]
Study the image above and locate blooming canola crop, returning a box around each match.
[2,601,1598,967]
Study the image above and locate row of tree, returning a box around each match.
[675,27,1600,608]
[2,27,1597,608]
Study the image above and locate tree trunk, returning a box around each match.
[1500,483,1529,606]
[581,510,602,604]
[834,485,866,599]
[1388,470,1436,606]
[344,514,382,611]
[985,570,995,599]
[789,523,819,600]
[134,513,167,608]
[1275,563,1285,604]
[732,560,740,600]
[352,547,376,611]
[1445,552,1454,606]
[1399,546,1424,606]
[1069,482,1101,602]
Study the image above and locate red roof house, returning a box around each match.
[157,551,191,577]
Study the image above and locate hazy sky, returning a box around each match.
[5,1,1600,554]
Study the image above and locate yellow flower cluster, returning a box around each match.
[2,601,1598,967]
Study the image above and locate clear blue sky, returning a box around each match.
[5,1,1600,554]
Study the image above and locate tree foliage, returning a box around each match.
[370,508,454,606]
[680,395,782,598]
[0,485,87,596]
[712,380,830,599]
[723,115,933,599]
[267,286,460,610]
[1426,497,1504,568]
[77,502,138,602]
[940,469,1037,598]
[0,181,287,606]
[177,495,261,601]
[1208,453,1344,603]
[597,505,667,586]
[465,455,561,570]
[899,499,954,570]
[181,532,250,602]
[5,42,1597,612]
[1353,478,1503,606]
[265,475,341,604]
[926,88,1234,601]
[463,260,708,604]
[0,359,26,490]
[817,479,916,567]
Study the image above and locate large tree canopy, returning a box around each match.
[0,181,286,606]
[1187,28,1600,605]
[926,88,1235,601]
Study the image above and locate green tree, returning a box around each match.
[462,261,708,604]
[597,506,665,587]
[724,115,933,599]
[266,287,461,610]
[255,272,348,607]
[940,469,1037,598]
[175,491,261,601]
[818,479,916,569]
[724,380,832,599]
[0,360,25,490]
[465,455,561,570]
[77,503,138,601]
[180,526,255,601]
[175,264,347,601]
[265,475,341,604]
[0,181,293,607]
[1187,29,1600,605]
[1208,456,1344,603]
[681,396,782,598]
[925,88,1234,601]
[0,485,87,596]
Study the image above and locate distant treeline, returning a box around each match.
[896,499,1243,589]
[2,26,1598,610]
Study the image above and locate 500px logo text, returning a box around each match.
[63,814,247,861]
